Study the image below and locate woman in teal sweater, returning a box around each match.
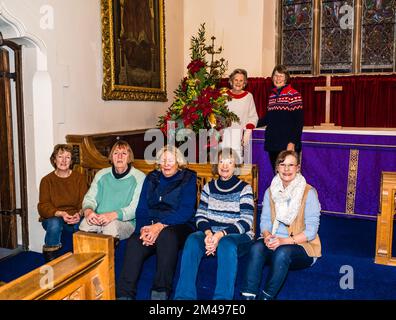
[79,140,145,241]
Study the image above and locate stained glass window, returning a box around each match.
[278,0,396,74]
[361,0,395,72]
[320,0,354,73]
[281,0,314,74]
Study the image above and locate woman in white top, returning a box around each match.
[221,68,258,161]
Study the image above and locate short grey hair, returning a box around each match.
[228,68,248,87]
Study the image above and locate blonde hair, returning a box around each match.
[155,145,187,170]
[108,140,134,164]
[50,144,73,169]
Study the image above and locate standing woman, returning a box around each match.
[222,68,258,160]
[257,65,304,172]
[240,150,321,300]
[117,145,197,300]
[174,148,254,300]
[38,144,88,262]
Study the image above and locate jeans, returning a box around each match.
[240,240,313,298]
[42,217,79,247]
[174,231,252,300]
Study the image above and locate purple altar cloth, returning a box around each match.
[252,129,396,219]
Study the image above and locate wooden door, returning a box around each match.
[0,48,17,249]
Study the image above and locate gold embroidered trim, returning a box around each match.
[346,149,359,214]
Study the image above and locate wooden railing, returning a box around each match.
[0,232,115,300]
[375,172,396,266]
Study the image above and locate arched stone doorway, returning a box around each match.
[0,3,53,256]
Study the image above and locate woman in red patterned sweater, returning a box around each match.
[257,65,304,172]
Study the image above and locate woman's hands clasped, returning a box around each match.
[140,223,166,246]
[204,230,224,256]
[264,233,289,251]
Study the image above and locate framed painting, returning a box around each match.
[101,0,167,101]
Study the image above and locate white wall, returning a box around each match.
[0,0,275,252]
[0,0,184,252]
[184,0,276,78]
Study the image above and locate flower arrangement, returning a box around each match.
[158,23,239,140]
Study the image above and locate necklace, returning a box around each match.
[214,179,242,193]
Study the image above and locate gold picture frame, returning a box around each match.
[101,0,167,101]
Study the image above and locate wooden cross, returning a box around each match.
[314,75,343,128]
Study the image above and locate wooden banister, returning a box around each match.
[0,232,115,300]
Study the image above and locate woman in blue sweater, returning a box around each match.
[116,145,197,300]
[174,148,254,300]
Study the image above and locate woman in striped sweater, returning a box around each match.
[174,148,254,300]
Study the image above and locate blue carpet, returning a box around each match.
[1,214,396,300]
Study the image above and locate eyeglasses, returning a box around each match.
[273,74,285,79]
[219,159,235,165]
[278,163,297,169]
[160,159,176,165]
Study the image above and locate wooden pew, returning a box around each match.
[375,172,396,266]
[66,134,259,232]
[0,232,115,300]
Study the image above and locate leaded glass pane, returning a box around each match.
[361,0,395,72]
[281,0,313,74]
[320,0,354,73]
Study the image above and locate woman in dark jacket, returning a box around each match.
[116,145,197,300]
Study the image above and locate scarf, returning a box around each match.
[269,173,306,235]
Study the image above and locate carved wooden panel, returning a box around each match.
[375,172,396,266]
[0,47,17,249]
[0,232,115,300]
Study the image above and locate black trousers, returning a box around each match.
[116,224,193,299]
[268,151,281,173]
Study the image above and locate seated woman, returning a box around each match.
[38,144,88,262]
[174,148,254,300]
[116,145,197,300]
[240,150,321,300]
[79,140,145,242]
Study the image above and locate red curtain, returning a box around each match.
[290,76,326,126]
[332,74,396,127]
[245,77,273,119]
[221,74,396,128]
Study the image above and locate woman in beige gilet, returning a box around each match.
[240,150,321,300]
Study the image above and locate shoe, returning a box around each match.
[240,293,256,300]
[43,245,62,263]
[257,290,273,300]
[117,296,134,300]
[151,290,168,300]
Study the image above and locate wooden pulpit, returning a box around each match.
[0,232,115,300]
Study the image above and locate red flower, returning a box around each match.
[187,59,205,75]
